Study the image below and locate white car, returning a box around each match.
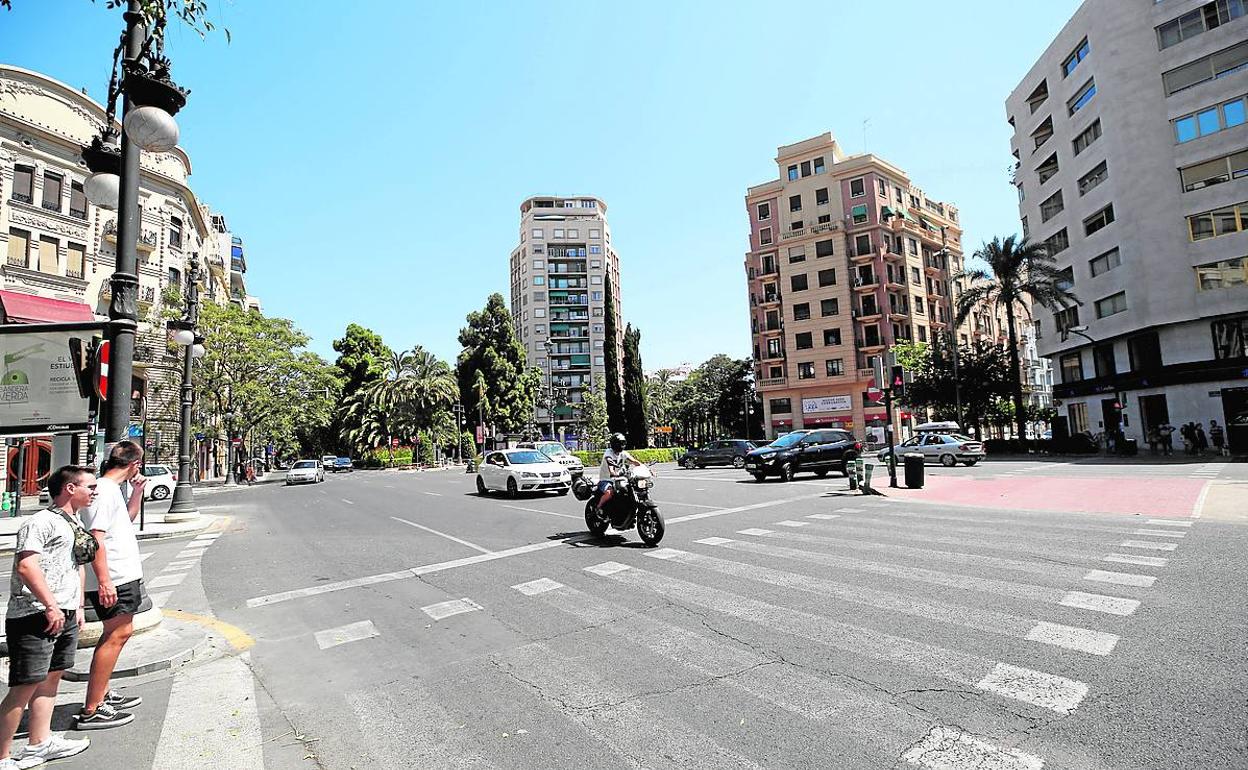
[142,465,176,500]
[286,459,325,485]
[475,448,572,497]
[878,434,986,467]
[519,441,585,478]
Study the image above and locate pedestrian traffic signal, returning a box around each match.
[890,365,906,400]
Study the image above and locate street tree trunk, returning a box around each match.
[1004,304,1028,448]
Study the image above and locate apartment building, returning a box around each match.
[1006,0,1248,449]
[745,133,964,441]
[509,195,623,444]
[0,64,252,485]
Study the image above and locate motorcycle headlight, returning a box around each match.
[634,478,650,489]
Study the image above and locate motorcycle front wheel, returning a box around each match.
[584,501,610,536]
[637,506,665,547]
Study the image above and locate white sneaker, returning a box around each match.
[17,733,88,762]
[0,754,46,768]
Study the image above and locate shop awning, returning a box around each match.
[0,291,96,324]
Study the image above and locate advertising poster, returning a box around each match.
[801,395,853,414]
[0,329,95,435]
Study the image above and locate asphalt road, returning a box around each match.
[22,458,1248,769]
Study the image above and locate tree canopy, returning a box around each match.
[456,293,539,435]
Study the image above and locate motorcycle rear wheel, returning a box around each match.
[637,507,665,547]
[584,501,610,536]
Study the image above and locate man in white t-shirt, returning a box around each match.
[76,441,147,731]
[596,433,641,514]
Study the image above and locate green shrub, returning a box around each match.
[572,447,685,468]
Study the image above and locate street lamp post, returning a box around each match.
[451,403,465,463]
[223,410,237,485]
[166,257,203,521]
[543,338,555,441]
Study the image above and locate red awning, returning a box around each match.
[0,291,96,324]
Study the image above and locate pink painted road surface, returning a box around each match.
[882,475,1206,518]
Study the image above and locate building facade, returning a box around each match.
[745,133,966,441]
[1006,0,1248,449]
[509,195,623,444]
[0,64,253,488]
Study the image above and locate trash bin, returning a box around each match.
[904,452,925,489]
[1120,438,1138,456]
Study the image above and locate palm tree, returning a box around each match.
[368,346,458,453]
[954,235,1078,446]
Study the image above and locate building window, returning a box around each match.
[825,359,844,377]
[787,165,799,181]
[817,268,837,288]
[797,362,816,379]
[553,228,565,238]
[1175,96,1247,142]
[1188,199,1246,240]
[589,229,601,238]
[1196,256,1248,289]
[1212,315,1248,358]
[789,194,802,212]
[169,216,183,249]
[1060,352,1084,382]
[1043,228,1070,256]
[533,291,545,301]
[854,234,871,256]
[590,259,601,268]
[817,214,831,224]
[1078,161,1109,195]
[795,332,813,350]
[531,228,543,238]
[533,259,545,269]
[815,240,834,258]
[849,178,865,197]
[812,157,825,174]
[793,302,811,321]
[69,181,87,219]
[821,298,839,317]
[815,187,829,205]
[770,397,792,414]
[759,227,773,245]
[595,356,605,365]
[1090,247,1122,276]
[800,160,812,177]
[1180,150,1248,191]
[591,290,603,300]
[1040,190,1065,223]
[41,172,62,212]
[6,228,30,267]
[11,165,34,203]
[1162,40,1248,95]
[851,204,869,225]
[766,337,782,358]
[591,275,602,285]
[1095,291,1127,318]
[1054,305,1080,332]
[1068,79,1097,115]
[1037,153,1060,184]
[1084,205,1115,236]
[1073,119,1102,155]
[567,229,579,238]
[791,220,804,232]
[1027,79,1049,113]
[1157,1,1244,50]
[790,274,808,292]
[1063,38,1090,77]
[534,308,546,318]
[917,326,928,342]
[37,235,58,274]
[533,276,545,285]
[788,246,806,263]
[66,242,85,279]
[823,328,842,346]
[589,245,602,254]
[1129,332,1163,370]
[911,266,922,284]
[1093,343,1117,378]
[757,202,771,220]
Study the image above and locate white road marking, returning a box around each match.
[665,493,826,525]
[174,550,204,560]
[147,573,187,588]
[501,504,579,520]
[421,597,482,621]
[737,528,773,536]
[1085,569,1156,588]
[774,520,809,528]
[192,533,220,541]
[390,517,492,554]
[836,508,865,513]
[1103,553,1168,567]
[148,590,172,607]
[902,725,1045,770]
[584,561,631,576]
[341,498,354,505]
[421,491,443,497]
[139,552,154,562]
[511,578,563,596]
[1146,519,1192,528]
[806,513,841,520]
[646,548,687,560]
[345,684,499,768]
[152,653,262,768]
[162,562,195,572]
[1025,621,1119,656]
[1191,481,1212,518]
[1060,591,1139,616]
[659,500,723,510]
[1119,540,1177,552]
[695,537,735,546]
[314,619,380,650]
[1134,529,1185,538]
[976,663,1088,715]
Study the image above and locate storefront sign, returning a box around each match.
[801,395,852,414]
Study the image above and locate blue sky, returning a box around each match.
[1,0,1083,370]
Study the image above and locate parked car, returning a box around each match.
[142,465,176,500]
[518,441,584,478]
[475,448,571,498]
[329,457,354,473]
[681,439,759,469]
[320,455,337,469]
[878,434,986,467]
[745,430,862,482]
[286,459,325,485]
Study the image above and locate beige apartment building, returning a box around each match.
[0,64,254,489]
[744,133,965,441]
[1007,0,1248,450]
[509,195,623,445]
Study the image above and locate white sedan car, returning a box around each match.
[141,465,176,500]
[475,449,572,497]
[878,434,986,466]
[285,459,325,485]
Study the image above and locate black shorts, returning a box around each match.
[5,611,81,686]
[87,578,144,621]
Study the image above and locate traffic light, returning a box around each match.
[890,365,906,401]
[68,337,98,401]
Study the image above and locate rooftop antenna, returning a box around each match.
[862,118,870,154]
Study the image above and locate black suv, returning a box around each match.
[744,429,862,482]
[681,439,759,469]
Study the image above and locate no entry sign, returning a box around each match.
[95,340,110,400]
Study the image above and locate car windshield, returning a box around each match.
[768,433,808,448]
[537,443,567,458]
[335,458,351,464]
[144,466,169,475]
[507,451,548,464]
[293,461,316,469]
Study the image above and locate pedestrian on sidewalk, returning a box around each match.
[1209,419,1227,456]
[0,466,97,768]
[76,441,146,731]
[244,464,256,486]
[1146,427,1159,456]
[1158,421,1175,456]
[1195,423,1209,456]
[1180,422,1194,455]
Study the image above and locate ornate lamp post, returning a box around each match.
[165,257,203,522]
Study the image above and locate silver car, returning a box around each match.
[520,441,585,478]
[285,459,325,485]
[878,434,986,467]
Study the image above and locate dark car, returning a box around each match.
[745,429,862,482]
[681,439,759,469]
[330,457,354,473]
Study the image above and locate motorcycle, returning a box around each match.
[572,463,665,547]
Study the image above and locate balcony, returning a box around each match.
[857,338,885,353]
[853,276,879,292]
[856,306,882,323]
[759,376,787,387]
[857,368,874,380]
[10,193,32,205]
[759,292,781,306]
[849,248,876,265]
[102,221,157,252]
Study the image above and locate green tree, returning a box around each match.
[577,376,610,449]
[456,293,538,435]
[645,369,678,444]
[333,324,393,399]
[621,324,648,447]
[602,275,625,436]
[901,339,1015,435]
[955,235,1078,444]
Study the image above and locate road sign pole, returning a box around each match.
[884,388,898,488]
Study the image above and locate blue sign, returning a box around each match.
[126,424,143,438]
[194,432,205,441]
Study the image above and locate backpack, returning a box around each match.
[51,506,99,567]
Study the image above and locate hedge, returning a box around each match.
[572,447,686,468]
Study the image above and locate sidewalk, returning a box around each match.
[0,512,222,555]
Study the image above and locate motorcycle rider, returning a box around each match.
[597,433,641,514]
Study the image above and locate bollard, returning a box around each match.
[1,492,10,515]
[862,463,874,494]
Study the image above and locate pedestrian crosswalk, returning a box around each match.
[315,502,1196,769]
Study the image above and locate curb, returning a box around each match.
[63,620,212,681]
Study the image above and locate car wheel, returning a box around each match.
[683,458,697,470]
[150,485,171,500]
[940,454,957,467]
[506,477,519,499]
[732,456,746,469]
[476,476,489,496]
[781,462,796,482]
